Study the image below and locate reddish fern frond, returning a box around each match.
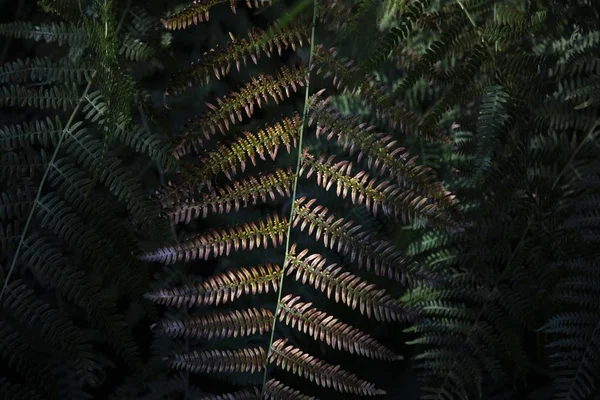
[278,294,402,361]
[160,0,271,31]
[264,378,316,400]
[158,114,301,207]
[299,151,456,229]
[292,198,430,286]
[164,347,266,373]
[198,387,261,400]
[163,167,295,223]
[166,23,310,96]
[284,246,411,322]
[269,339,386,396]
[173,65,308,158]
[143,264,283,307]
[307,95,457,211]
[138,213,288,264]
[151,308,274,339]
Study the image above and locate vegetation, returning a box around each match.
[1,0,599,399]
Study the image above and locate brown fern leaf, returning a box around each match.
[269,339,386,396]
[163,167,295,223]
[278,294,402,361]
[198,387,261,400]
[300,150,455,229]
[307,95,457,211]
[264,378,316,400]
[143,264,283,307]
[292,197,431,286]
[160,0,271,31]
[164,347,265,373]
[151,308,274,339]
[167,23,310,96]
[284,245,411,322]
[138,213,287,264]
[174,65,308,158]
[158,114,301,207]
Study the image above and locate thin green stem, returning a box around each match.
[0,74,96,302]
[260,0,317,395]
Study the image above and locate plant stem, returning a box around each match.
[260,0,317,395]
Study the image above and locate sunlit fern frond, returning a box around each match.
[284,245,412,322]
[160,0,272,31]
[277,294,402,361]
[173,66,307,157]
[139,213,287,264]
[163,167,295,223]
[264,378,316,400]
[198,387,261,400]
[144,264,283,307]
[269,339,386,396]
[164,347,266,374]
[158,114,300,206]
[167,22,310,96]
[151,308,274,339]
[292,197,431,285]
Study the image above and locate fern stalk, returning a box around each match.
[260,0,317,395]
[0,74,96,302]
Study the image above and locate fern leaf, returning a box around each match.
[198,387,261,400]
[167,22,309,96]
[0,377,44,400]
[159,114,300,207]
[160,0,271,31]
[264,378,316,400]
[0,57,92,84]
[292,197,430,286]
[0,117,70,149]
[300,151,455,228]
[0,84,80,111]
[173,65,307,157]
[163,167,295,223]
[144,264,283,307]
[0,21,87,47]
[278,294,401,361]
[164,347,266,374]
[284,246,411,322]
[269,339,386,396]
[0,186,34,221]
[151,308,274,339]
[139,213,287,264]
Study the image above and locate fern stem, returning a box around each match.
[260,0,318,395]
[0,74,96,302]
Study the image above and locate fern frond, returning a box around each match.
[307,95,456,211]
[144,264,283,307]
[167,22,310,96]
[284,246,411,322]
[0,117,70,149]
[278,294,401,361]
[198,387,261,400]
[264,378,315,400]
[165,347,266,374]
[164,167,295,223]
[269,339,386,396]
[0,84,80,111]
[0,187,33,221]
[151,308,274,339]
[160,115,300,206]
[173,65,307,157]
[119,35,155,62]
[139,213,287,264]
[0,377,44,400]
[160,0,271,31]
[292,197,428,286]
[0,57,93,84]
[300,151,454,228]
[0,21,87,47]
